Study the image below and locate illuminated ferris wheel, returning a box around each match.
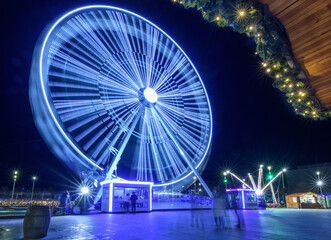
[30,5,212,189]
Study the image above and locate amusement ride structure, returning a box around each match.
[29,5,213,199]
[225,165,287,204]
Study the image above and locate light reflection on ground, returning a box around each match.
[0,209,330,239]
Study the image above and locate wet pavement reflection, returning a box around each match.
[0,209,330,239]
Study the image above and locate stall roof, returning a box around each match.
[286,192,315,197]
[257,0,331,109]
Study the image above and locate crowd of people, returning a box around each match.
[123,192,138,213]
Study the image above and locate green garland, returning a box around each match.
[173,0,331,120]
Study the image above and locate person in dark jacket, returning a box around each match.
[130,192,138,213]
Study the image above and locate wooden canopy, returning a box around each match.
[257,0,331,108]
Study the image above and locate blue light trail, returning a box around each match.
[30,5,213,189]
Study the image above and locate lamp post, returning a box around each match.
[81,187,89,213]
[31,176,37,201]
[11,171,18,199]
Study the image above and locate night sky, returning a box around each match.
[1,0,330,192]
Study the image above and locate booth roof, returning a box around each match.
[286,192,316,197]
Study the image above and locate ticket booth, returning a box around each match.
[101,179,153,212]
[226,188,258,209]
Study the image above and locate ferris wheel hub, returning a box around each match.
[138,88,157,107]
[144,88,158,103]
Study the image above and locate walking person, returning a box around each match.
[123,193,130,213]
[231,193,244,229]
[130,192,138,213]
[213,187,228,229]
[213,192,223,228]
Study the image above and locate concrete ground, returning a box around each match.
[0,209,330,240]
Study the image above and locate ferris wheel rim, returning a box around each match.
[38,5,213,186]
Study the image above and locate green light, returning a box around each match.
[223,177,228,183]
[268,174,273,180]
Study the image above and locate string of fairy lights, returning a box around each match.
[173,0,331,120]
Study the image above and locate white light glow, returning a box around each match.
[255,189,263,195]
[81,187,89,194]
[317,180,323,186]
[144,88,158,103]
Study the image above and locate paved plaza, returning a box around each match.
[0,209,330,240]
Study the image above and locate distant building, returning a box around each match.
[286,163,331,194]
[285,192,326,208]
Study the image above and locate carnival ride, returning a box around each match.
[225,165,287,205]
[29,5,213,198]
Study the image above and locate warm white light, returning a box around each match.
[14,171,18,175]
[81,187,89,194]
[144,88,158,103]
[239,10,245,16]
[268,166,271,170]
[317,181,323,186]
[33,176,37,180]
[316,171,320,175]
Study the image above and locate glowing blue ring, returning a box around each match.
[38,5,213,185]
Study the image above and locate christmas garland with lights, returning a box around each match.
[173,0,331,120]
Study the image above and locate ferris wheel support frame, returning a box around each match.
[152,107,213,198]
[106,108,144,180]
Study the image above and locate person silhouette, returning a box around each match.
[130,192,138,213]
[123,193,130,213]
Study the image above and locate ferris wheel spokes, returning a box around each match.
[105,107,144,179]
[150,107,213,197]
[33,6,212,194]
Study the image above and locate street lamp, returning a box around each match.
[80,186,89,213]
[31,176,37,201]
[81,187,89,195]
[11,171,18,199]
[317,180,323,194]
